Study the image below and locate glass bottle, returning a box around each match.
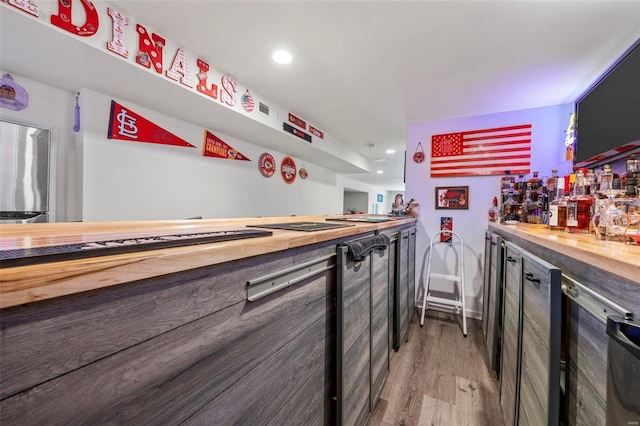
[528,171,543,191]
[566,170,593,234]
[548,177,567,231]
[546,169,558,203]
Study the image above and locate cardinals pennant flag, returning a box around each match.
[202,130,250,161]
[430,124,532,177]
[108,101,195,148]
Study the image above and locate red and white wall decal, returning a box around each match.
[281,156,297,184]
[258,153,276,178]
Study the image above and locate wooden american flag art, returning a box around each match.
[430,124,532,177]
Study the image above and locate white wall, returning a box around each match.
[406,104,573,318]
[0,70,81,221]
[337,175,389,215]
[81,89,348,220]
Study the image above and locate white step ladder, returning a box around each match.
[419,230,467,336]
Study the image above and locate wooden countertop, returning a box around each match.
[488,222,640,284]
[0,215,416,309]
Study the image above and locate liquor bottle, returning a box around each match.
[548,177,567,231]
[546,169,558,203]
[488,196,500,222]
[528,171,543,191]
[566,170,593,234]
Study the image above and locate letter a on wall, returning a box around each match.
[107,100,195,148]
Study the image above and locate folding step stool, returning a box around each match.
[419,230,467,336]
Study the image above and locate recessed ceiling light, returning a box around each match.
[272,50,292,64]
[377,170,384,174]
[386,149,396,154]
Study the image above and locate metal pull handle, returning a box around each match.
[607,317,640,358]
[524,272,540,283]
[506,256,517,263]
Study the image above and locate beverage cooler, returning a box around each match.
[0,120,51,223]
[606,316,640,425]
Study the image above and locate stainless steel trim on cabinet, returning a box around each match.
[561,274,633,324]
[246,254,336,301]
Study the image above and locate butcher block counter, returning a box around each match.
[0,215,416,426]
[488,222,640,284]
[0,215,416,309]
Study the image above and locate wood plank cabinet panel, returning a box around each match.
[337,245,372,426]
[395,230,410,350]
[566,302,608,426]
[371,247,390,408]
[518,251,561,426]
[483,231,492,340]
[0,243,335,400]
[500,243,522,426]
[408,228,416,324]
[0,269,334,425]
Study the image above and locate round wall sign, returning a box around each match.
[281,156,297,184]
[258,153,276,178]
[299,168,308,179]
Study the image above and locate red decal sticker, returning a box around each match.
[308,125,324,139]
[288,113,306,129]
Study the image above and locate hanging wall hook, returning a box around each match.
[73,91,80,132]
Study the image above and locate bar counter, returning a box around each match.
[488,222,640,284]
[0,215,416,309]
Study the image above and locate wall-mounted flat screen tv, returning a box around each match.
[574,39,640,167]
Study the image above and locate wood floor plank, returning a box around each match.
[369,312,501,426]
[418,395,455,425]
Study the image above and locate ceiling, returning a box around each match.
[4,1,640,192]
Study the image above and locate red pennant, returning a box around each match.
[107,100,195,148]
[202,130,250,161]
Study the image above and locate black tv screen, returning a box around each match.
[575,39,640,165]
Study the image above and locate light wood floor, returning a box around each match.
[369,310,502,426]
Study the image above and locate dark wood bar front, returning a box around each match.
[0,216,416,425]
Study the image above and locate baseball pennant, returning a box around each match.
[202,130,250,161]
[107,100,195,148]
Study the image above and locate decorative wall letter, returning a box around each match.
[135,24,165,74]
[166,48,193,88]
[220,75,237,107]
[196,59,218,99]
[6,0,39,17]
[106,7,129,58]
[50,0,99,37]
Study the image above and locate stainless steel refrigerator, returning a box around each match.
[1,120,51,223]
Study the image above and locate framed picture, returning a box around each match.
[377,194,383,203]
[435,186,469,210]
